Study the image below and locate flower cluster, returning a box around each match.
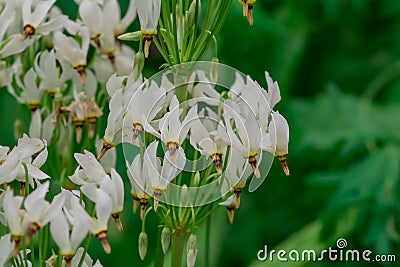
[0,1,289,267]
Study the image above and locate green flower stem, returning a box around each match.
[142,207,153,232]
[152,34,173,66]
[191,204,220,228]
[43,226,49,266]
[30,235,35,266]
[205,215,211,267]
[22,237,28,267]
[171,0,181,64]
[171,231,187,267]
[38,228,43,267]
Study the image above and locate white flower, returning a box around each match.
[73,188,112,254]
[81,168,124,231]
[92,45,135,82]
[21,0,66,40]
[50,207,89,259]
[187,71,221,107]
[223,149,253,207]
[99,74,142,159]
[0,145,9,164]
[189,109,229,173]
[104,0,136,35]
[136,0,161,35]
[218,194,236,224]
[0,134,48,186]
[224,100,262,178]
[23,182,65,244]
[0,2,14,41]
[268,111,290,176]
[125,79,166,143]
[126,145,154,219]
[70,150,108,186]
[0,35,34,59]
[13,68,46,113]
[67,247,103,267]
[136,0,161,57]
[95,136,116,173]
[0,234,13,267]
[146,141,185,211]
[143,95,196,163]
[34,50,73,94]
[78,0,103,41]
[2,188,26,243]
[63,90,87,143]
[53,23,90,83]
[0,61,12,87]
[29,109,55,144]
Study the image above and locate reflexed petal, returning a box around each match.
[0,35,34,58]
[29,110,41,139]
[0,234,13,266]
[74,150,107,183]
[269,111,289,156]
[50,213,70,253]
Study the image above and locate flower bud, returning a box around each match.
[117,31,142,41]
[161,227,171,254]
[187,234,198,267]
[210,57,219,86]
[193,171,200,187]
[133,51,145,81]
[13,119,23,141]
[186,0,201,29]
[138,232,148,260]
[180,184,189,207]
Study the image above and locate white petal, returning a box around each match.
[50,212,70,253]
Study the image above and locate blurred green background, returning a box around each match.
[1,0,400,266]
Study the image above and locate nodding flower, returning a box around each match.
[143,95,197,164]
[53,22,90,85]
[50,191,89,265]
[269,111,290,176]
[125,80,166,144]
[81,168,125,232]
[73,188,113,254]
[189,107,229,174]
[224,100,263,178]
[136,0,161,57]
[21,0,66,40]
[224,149,253,208]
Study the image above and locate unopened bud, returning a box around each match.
[133,51,145,81]
[180,184,189,207]
[161,227,171,254]
[187,0,201,29]
[210,57,219,86]
[193,171,200,186]
[13,119,23,141]
[187,234,198,267]
[117,31,142,41]
[138,232,148,260]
